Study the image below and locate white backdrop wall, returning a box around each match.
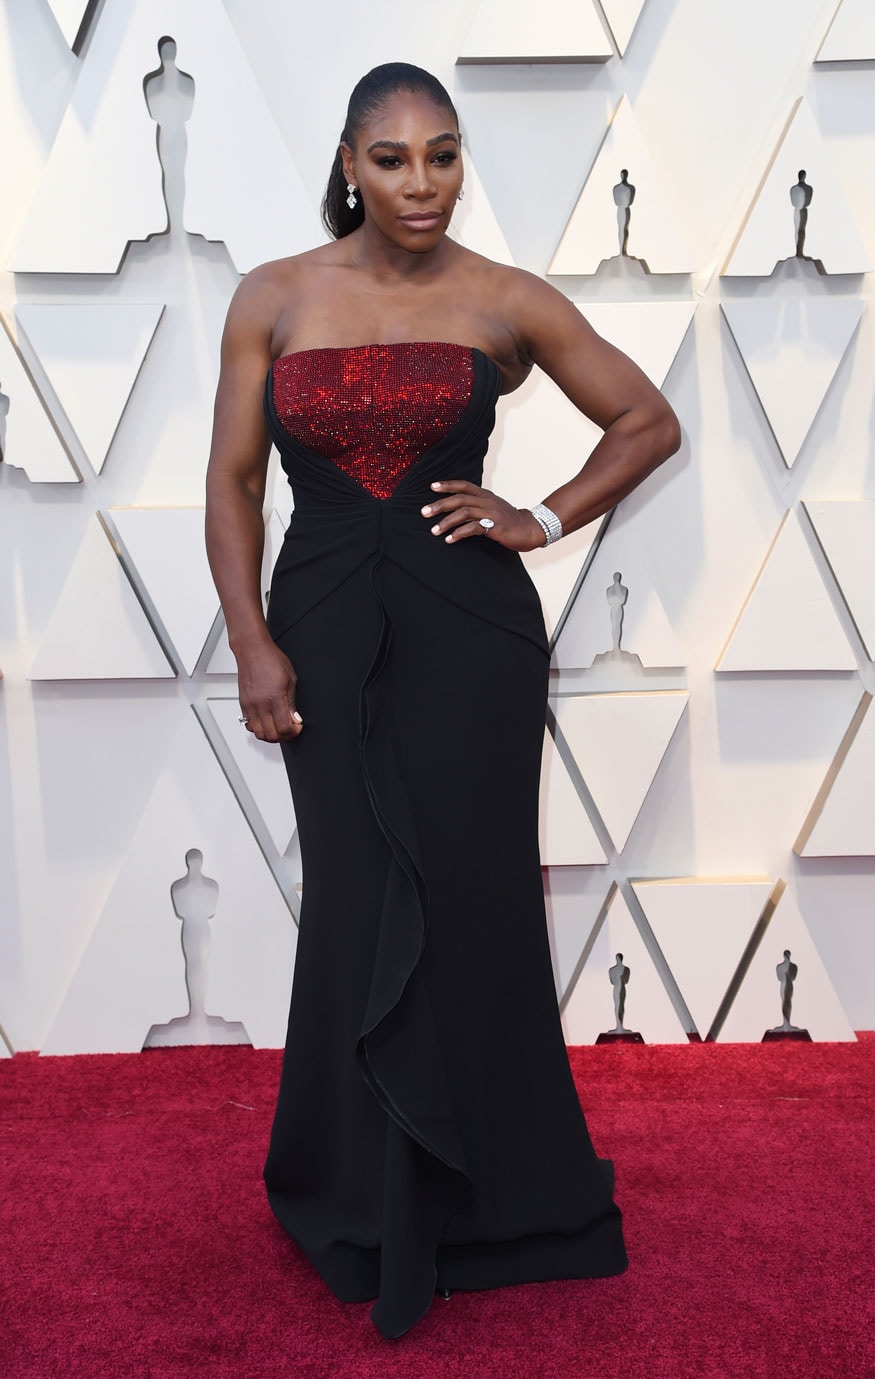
[1,0,874,1055]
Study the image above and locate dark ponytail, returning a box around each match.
[322,137,366,239]
[321,62,459,240]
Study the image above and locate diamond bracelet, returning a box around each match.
[529,503,563,546]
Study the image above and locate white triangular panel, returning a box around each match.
[539,728,606,865]
[600,0,648,55]
[451,154,514,265]
[0,315,78,483]
[716,510,856,672]
[206,697,296,855]
[523,533,601,644]
[556,692,688,851]
[795,694,875,857]
[555,526,685,672]
[548,97,695,275]
[17,304,163,473]
[269,461,295,530]
[42,711,297,1054]
[719,885,856,1042]
[721,298,862,468]
[543,867,613,1003]
[805,501,875,657]
[110,507,218,675]
[29,517,173,680]
[562,887,687,1044]
[491,303,692,641]
[183,8,322,271]
[12,2,165,271]
[458,0,612,62]
[817,0,875,61]
[632,878,776,1037]
[490,370,601,638]
[582,301,696,390]
[45,0,91,48]
[723,99,871,276]
[206,510,287,674]
[12,0,320,273]
[206,639,235,676]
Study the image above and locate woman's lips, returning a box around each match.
[400,212,443,230]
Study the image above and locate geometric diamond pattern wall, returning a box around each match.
[44,1,93,51]
[816,0,875,62]
[1,0,873,1053]
[716,510,856,673]
[722,98,871,276]
[549,96,696,275]
[0,312,79,483]
[720,298,862,469]
[16,303,164,474]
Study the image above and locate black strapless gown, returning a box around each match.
[262,343,626,1338]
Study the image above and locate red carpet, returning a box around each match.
[2,1038,872,1379]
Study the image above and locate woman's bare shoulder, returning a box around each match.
[223,244,346,348]
[461,255,593,361]
[238,242,343,294]
[452,249,569,322]
[451,246,547,294]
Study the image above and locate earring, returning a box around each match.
[346,183,358,210]
[457,187,465,202]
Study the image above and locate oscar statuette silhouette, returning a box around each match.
[596,953,644,1044]
[144,849,249,1047]
[762,949,812,1042]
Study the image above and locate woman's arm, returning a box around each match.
[205,270,303,743]
[423,270,682,550]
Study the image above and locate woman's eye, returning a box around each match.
[374,152,457,169]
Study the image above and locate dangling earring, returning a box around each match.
[346,183,358,210]
[457,186,465,202]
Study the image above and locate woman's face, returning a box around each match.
[342,91,463,252]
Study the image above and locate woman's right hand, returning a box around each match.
[235,640,303,743]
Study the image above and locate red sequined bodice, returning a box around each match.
[271,342,474,500]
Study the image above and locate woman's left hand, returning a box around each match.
[421,480,546,553]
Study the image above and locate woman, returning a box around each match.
[205,62,680,1338]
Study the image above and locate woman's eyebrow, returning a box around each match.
[366,132,459,153]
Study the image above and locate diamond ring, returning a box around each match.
[479,517,495,532]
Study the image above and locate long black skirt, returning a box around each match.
[264,555,626,1337]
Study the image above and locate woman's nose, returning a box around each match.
[405,163,436,198]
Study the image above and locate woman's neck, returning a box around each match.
[343,222,458,284]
